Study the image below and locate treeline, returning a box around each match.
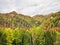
[0,28,60,45]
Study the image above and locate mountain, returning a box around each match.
[0,11,60,31]
[0,11,40,30]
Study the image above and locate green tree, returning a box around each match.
[44,30,56,45]
[12,28,24,45]
[23,30,31,45]
[54,31,60,45]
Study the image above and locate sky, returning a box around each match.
[0,0,60,16]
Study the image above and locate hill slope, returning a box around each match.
[0,11,40,30]
[0,11,60,30]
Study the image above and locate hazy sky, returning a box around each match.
[0,0,60,16]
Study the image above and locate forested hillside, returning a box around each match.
[0,11,60,31]
[0,11,60,45]
[0,11,41,30]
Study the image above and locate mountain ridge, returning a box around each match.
[0,11,60,31]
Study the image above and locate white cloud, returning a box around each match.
[16,0,60,16]
[0,0,60,16]
[0,0,16,13]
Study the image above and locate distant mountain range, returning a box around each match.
[0,11,60,31]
